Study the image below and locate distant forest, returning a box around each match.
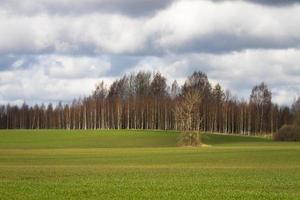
[0,71,296,134]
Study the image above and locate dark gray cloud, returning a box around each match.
[160,33,300,54]
[213,0,300,6]
[246,0,300,6]
[108,55,141,76]
[1,0,174,17]
[0,55,19,71]
[0,55,38,71]
[92,0,175,16]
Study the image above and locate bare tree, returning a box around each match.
[292,97,300,125]
[250,82,272,134]
[0,70,293,135]
[176,89,202,146]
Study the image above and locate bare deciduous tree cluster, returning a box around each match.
[0,71,294,134]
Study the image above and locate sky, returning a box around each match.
[0,0,300,106]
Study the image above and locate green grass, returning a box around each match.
[0,130,299,200]
[0,129,178,149]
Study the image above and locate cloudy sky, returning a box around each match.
[0,0,300,105]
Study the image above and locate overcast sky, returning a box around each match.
[0,0,300,106]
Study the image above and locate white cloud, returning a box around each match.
[146,0,300,51]
[1,1,300,54]
[1,49,299,105]
[131,49,300,105]
[41,55,111,79]
[0,55,112,104]
[0,0,300,105]
[0,13,147,54]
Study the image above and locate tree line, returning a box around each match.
[0,71,295,134]
[273,98,300,141]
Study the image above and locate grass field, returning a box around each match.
[0,130,299,200]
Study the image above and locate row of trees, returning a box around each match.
[0,71,295,134]
[274,98,300,141]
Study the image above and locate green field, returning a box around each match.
[0,130,299,200]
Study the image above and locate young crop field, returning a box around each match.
[0,130,299,200]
